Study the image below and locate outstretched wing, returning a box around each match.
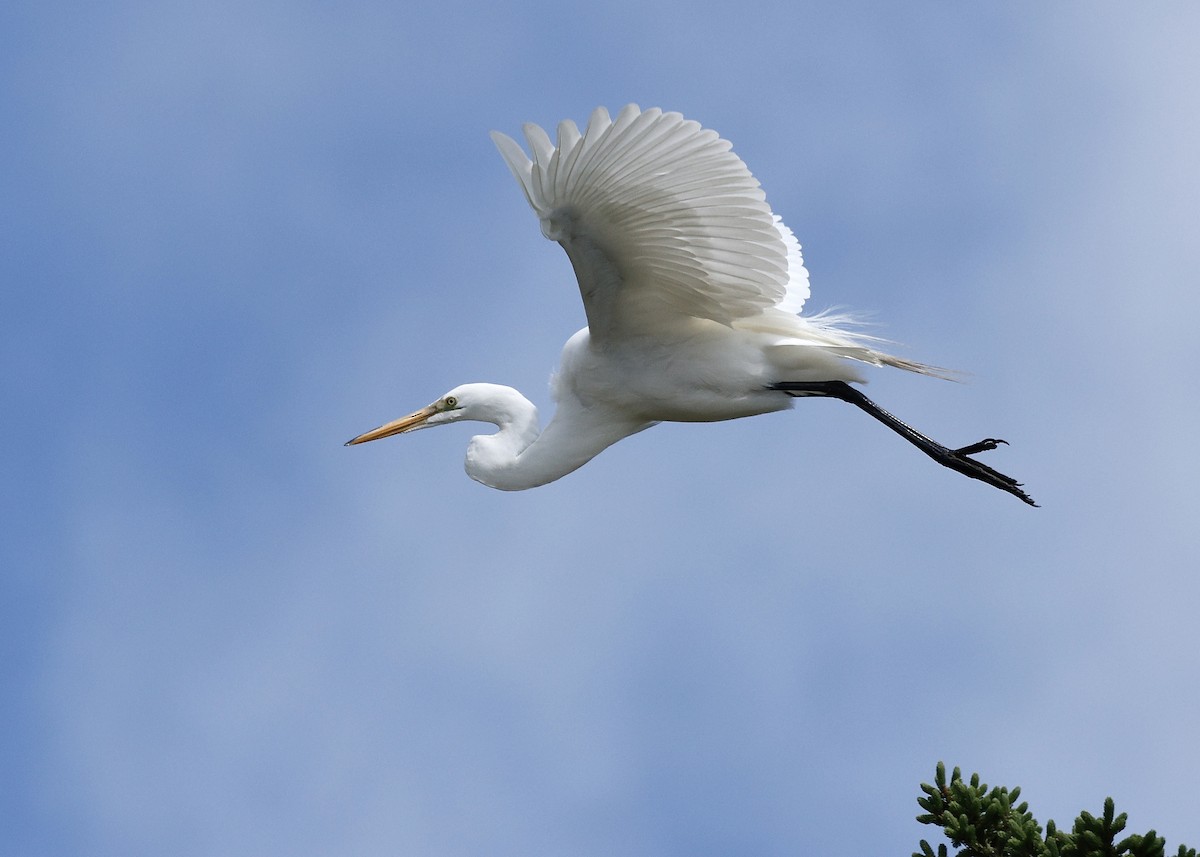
[491,104,810,343]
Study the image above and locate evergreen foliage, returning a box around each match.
[914,762,1195,857]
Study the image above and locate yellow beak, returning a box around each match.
[345,403,439,446]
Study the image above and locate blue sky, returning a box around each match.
[4,2,1199,854]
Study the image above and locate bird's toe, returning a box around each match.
[954,437,1008,456]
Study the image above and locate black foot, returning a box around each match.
[936,440,1038,506]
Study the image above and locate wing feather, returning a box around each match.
[491,104,811,341]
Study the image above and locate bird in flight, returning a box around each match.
[348,105,1035,506]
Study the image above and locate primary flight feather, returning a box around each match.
[348,105,1035,505]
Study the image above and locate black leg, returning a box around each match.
[770,381,1037,506]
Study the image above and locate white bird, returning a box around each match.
[348,105,1034,505]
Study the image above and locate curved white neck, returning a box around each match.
[464,397,645,491]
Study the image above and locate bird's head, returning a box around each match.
[344,383,534,446]
[345,388,468,446]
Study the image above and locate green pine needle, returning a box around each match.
[912,764,1192,857]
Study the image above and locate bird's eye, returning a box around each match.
[444,396,457,408]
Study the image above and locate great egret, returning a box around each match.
[348,105,1035,506]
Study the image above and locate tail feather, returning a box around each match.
[741,307,961,381]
